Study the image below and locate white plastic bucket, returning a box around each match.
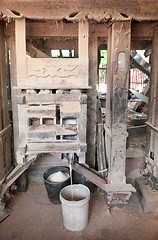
[60,184,90,231]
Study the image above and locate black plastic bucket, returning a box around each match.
[43,166,70,204]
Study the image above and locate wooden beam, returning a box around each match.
[131,22,154,40]
[5,21,155,40]
[26,22,78,37]
[72,162,107,191]
[1,0,158,21]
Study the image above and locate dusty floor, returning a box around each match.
[1,185,158,240]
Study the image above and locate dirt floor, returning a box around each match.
[1,184,158,240]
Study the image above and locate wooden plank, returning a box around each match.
[18,104,28,151]
[14,86,91,90]
[28,124,77,136]
[78,101,87,164]
[17,77,89,89]
[28,132,56,142]
[15,18,27,78]
[24,93,87,104]
[72,162,107,190]
[78,103,87,143]
[96,102,107,178]
[60,102,81,112]
[60,102,81,118]
[24,105,56,118]
[27,142,80,153]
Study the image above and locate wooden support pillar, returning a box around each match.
[78,20,88,64]
[8,22,19,158]
[14,18,27,163]
[78,20,89,86]
[153,27,158,177]
[0,23,10,129]
[78,20,89,164]
[106,21,131,184]
[0,21,11,181]
[135,26,158,211]
[104,21,135,203]
[15,18,27,83]
[146,25,158,179]
[87,29,98,168]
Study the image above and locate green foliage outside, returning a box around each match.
[100,50,107,67]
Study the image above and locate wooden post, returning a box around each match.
[0,21,11,181]
[15,18,27,82]
[78,20,89,64]
[106,21,131,184]
[14,18,27,163]
[0,23,10,129]
[87,29,98,167]
[78,20,89,85]
[8,22,20,157]
[147,25,158,179]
